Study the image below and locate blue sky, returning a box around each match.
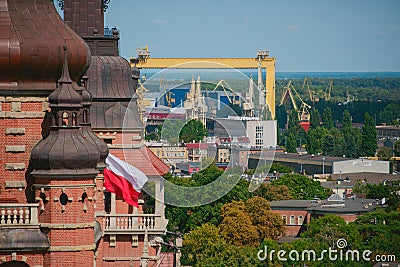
[63,1,400,72]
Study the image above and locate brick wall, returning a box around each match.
[0,97,48,203]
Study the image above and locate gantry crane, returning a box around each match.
[279,80,311,130]
[159,78,175,107]
[212,80,240,105]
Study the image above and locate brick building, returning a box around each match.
[0,1,169,266]
[270,195,382,238]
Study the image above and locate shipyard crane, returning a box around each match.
[212,80,240,105]
[303,77,318,104]
[243,75,255,117]
[137,80,151,122]
[325,78,333,101]
[159,78,175,107]
[279,80,311,130]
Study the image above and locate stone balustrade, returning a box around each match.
[0,203,39,227]
[102,214,167,235]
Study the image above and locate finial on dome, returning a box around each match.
[58,44,73,84]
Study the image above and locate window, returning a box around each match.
[282,216,287,224]
[62,112,69,126]
[83,110,88,123]
[298,216,304,225]
[290,215,295,225]
[72,112,77,126]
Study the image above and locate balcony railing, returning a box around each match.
[0,203,39,227]
[102,214,168,235]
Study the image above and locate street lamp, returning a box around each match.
[322,157,326,175]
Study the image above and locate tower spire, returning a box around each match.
[58,44,73,84]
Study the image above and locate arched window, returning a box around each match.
[282,215,287,224]
[298,216,304,225]
[83,110,88,123]
[72,112,77,126]
[62,112,69,126]
[290,215,295,225]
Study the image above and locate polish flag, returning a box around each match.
[104,153,148,207]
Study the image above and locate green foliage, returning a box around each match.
[377,147,392,161]
[352,209,400,259]
[144,131,159,141]
[309,109,321,129]
[322,107,334,129]
[179,119,207,143]
[159,119,184,144]
[254,184,293,201]
[164,164,252,233]
[245,197,285,241]
[182,223,227,266]
[271,174,331,200]
[285,132,297,153]
[340,110,362,158]
[219,200,259,246]
[361,112,377,156]
[379,103,400,125]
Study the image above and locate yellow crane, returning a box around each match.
[137,80,151,122]
[303,77,319,104]
[279,80,311,128]
[159,79,175,107]
[212,80,240,105]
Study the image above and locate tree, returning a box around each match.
[379,103,400,125]
[245,196,285,241]
[182,223,227,266]
[361,112,377,157]
[377,147,392,161]
[179,119,207,143]
[287,110,301,134]
[341,110,361,158]
[159,119,184,144]
[394,140,400,157]
[322,107,334,129]
[322,133,335,156]
[309,109,321,129]
[352,210,400,259]
[219,201,259,247]
[285,132,297,153]
[271,174,331,200]
[254,184,293,201]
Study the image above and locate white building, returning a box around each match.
[333,158,390,174]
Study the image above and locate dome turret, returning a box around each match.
[30,47,99,178]
[0,0,91,92]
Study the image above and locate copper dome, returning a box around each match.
[0,0,91,92]
[30,48,99,178]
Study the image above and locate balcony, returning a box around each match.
[101,214,168,236]
[0,203,39,228]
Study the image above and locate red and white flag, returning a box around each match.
[104,153,148,207]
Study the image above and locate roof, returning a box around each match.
[110,146,170,177]
[274,152,352,164]
[308,197,380,214]
[271,197,383,214]
[87,56,135,99]
[0,0,90,91]
[330,172,400,185]
[270,200,314,209]
[185,143,212,149]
